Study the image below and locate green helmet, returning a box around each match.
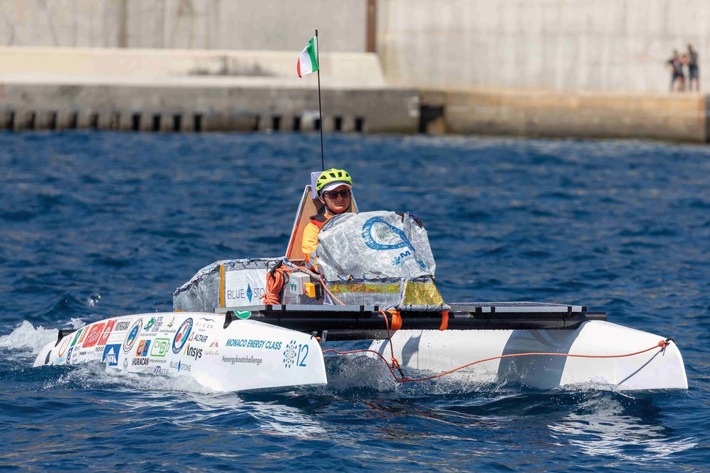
[316,168,352,194]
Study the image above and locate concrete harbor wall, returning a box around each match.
[0,47,417,133]
[0,81,419,133]
[0,46,708,141]
[420,89,709,143]
[1,1,710,142]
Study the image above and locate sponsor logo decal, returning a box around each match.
[361,216,426,270]
[144,317,156,331]
[196,317,216,329]
[170,360,191,372]
[75,328,88,346]
[70,328,84,347]
[57,335,72,358]
[97,319,117,346]
[132,357,150,366]
[150,338,171,357]
[82,322,106,348]
[172,318,192,354]
[224,269,267,307]
[204,340,220,356]
[225,338,282,350]
[185,344,203,360]
[282,340,309,368]
[114,320,131,332]
[102,344,121,366]
[236,311,251,320]
[144,316,164,333]
[135,339,151,357]
[188,333,209,343]
[123,319,143,352]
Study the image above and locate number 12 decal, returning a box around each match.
[297,344,309,367]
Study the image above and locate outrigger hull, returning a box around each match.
[217,302,686,391]
[369,320,688,391]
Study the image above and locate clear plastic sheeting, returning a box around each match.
[173,258,282,312]
[316,211,436,282]
[316,211,447,311]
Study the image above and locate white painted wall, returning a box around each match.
[0,0,366,52]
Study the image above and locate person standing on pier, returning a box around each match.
[687,44,700,92]
[668,49,685,92]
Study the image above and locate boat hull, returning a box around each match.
[369,320,688,391]
[33,312,327,392]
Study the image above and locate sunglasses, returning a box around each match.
[323,189,351,199]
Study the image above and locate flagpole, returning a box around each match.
[315,29,325,171]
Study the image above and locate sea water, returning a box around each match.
[0,131,708,472]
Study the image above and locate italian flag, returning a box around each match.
[297,36,319,77]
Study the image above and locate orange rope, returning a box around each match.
[324,339,672,384]
[261,267,287,305]
[261,265,313,305]
[378,310,404,377]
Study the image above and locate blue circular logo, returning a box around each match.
[172,318,193,354]
[123,319,143,352]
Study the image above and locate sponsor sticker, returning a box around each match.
[172,318,192,354]
[56,335,72,359]
[97,319,117,346]
[144,316,157,331]
[170,360,191,372]
[135,339,151,357]
[144,316,164,333]
[225,338,282,350]
[132,357,150,366]
[224,269,267,307]
[196,317,216,330]
[123,319,143,352]
[282,340,309,368]
[188,332,209,344]
[70,328,84,347]
[82,322,106,348]
[185,344,203,360]
[102,344,121,367]
[150,338,171,357]
[114,319,131,332]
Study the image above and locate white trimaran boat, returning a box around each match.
[34,178,688,392]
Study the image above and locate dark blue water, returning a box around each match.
[1,132,708,472]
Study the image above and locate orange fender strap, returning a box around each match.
[439,310,449,331]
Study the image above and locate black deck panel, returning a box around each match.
[218,303,607,340]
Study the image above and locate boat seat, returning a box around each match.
[285,172,358,262]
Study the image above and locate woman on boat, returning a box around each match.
[301,168,353,261]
